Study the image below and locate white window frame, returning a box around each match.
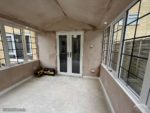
[24,34,32,55]
[102,0,150,112]
[0,21,38,69]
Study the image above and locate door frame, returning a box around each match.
[56,31,84,77]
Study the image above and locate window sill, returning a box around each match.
[0,59,39,71]
[101,64,150,113]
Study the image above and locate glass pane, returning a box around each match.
[133,37,150,58]
[127,73,143,95]
[27,54,33,61]
[136,14,150,37]
[116,30,122,41]
[125,25,136,39]
[59,35,67,72]
[120,68,128,82]
[112,43,120,52]
[121,55,131,70]
[32,49,37,54]
[0,41,3,50]
[31,31,35,37]
[24,29,30,34]
[14,28,20,35]
[127,2,140,24]
[129,57,147,79]
[118,19,124,29]
[0,51,4,59]
[5,26,13,33]
[139,0,150,17]
[111,52,119,64]
[123,40,133,55]
[72,35,80,74]
[33,54,37,60]
[113,32,117,42]
[111,62,117,71]
[32,43,36,49]
[114,23,118,31]
[31,37,36,43]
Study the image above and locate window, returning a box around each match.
[0,26,6,68]
[24,30,37,61]
[5,26,24,64]
[119,0,150,96]
[127,14,138,25]
[102,27,110,64]
[109,19,124,71]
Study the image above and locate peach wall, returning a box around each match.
[83,30,102,76]
[38,30,102,76]
[0,60,40,92]
[38,32,57,69]
[100,65,142,113]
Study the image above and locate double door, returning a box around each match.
[57,32,83,76]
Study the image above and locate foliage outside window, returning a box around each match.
[119,0,150,95]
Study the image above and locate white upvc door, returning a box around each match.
[56,31,84,76]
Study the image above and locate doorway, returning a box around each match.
[56,31,84,76]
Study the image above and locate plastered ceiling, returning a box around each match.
[0,0,132,32]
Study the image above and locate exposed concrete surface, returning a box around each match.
[0,76,110,113]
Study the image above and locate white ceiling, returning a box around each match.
[0,0,132,32]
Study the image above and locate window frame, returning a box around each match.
[102,0,150,110]
[102,27,110,65]
[0,22,38,69]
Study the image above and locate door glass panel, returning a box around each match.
[59,35,67,72]
[72,35,80,73]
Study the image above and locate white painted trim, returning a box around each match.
[99,78,116,113]
[101,64,150,113]
[56,31,84,77]
[0,60,39,72]
[0,76,33,97]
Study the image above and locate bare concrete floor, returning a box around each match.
[0,76,111,113]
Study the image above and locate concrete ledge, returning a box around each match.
[0,60,40,92]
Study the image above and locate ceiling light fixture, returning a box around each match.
[104,22,107,25]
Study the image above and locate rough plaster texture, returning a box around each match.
[0,76,111,113]
[83,30,102,77]
[100,65,142,113]
[0,61,40,92]
[38,33,57,68]
[38,30,102,76]
[0,0,132,31]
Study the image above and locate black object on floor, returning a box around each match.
[34,67,56,77]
